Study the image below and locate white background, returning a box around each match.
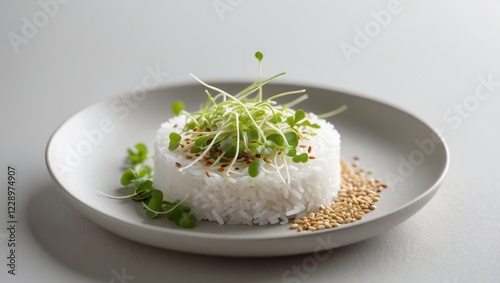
[1,1,500,282]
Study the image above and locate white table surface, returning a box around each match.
[1,1,499,282]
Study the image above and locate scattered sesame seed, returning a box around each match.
[290,157,388,232]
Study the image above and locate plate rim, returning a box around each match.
[45,81,450,242]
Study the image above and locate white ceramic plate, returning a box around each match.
[46,82,449,257]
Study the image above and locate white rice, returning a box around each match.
[153,114,341,225]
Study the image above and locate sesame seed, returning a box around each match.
[290,157,389,232]
[175,162,182,168]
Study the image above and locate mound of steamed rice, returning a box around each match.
[153,114,341,225]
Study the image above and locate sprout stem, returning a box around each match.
[318,104,347,119]
[97,190,137,199]
[226,112,240,177]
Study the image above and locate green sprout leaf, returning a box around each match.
[190,146,202,153]
[145,190,163,218]
[131,183,154,201]
[269,116,283,124]
[286,147,297,157]
[220,137,233,152]
[292,153,309,163]
[172,101,185,116]
[137,167,151,178]
[164,200,191,222]
[249,158,262,177]
[255,51,263,62]
[170,132,182,143]
[195,136,210,146]
[127,143,148,165]
[165,203,182,222]
[177,212,196,228]
[120,168,137,186]
[131,177,149,187]
[294,109,306,123]
[169,132,182,151]
[284,132,299,148]
[245,128,259,141]
[133,180,154,201]
[298,120,320,129]
[267,134,285,147]
[299,153,309,162]
[224,146,238,158]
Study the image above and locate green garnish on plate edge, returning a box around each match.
[98,143,196,228]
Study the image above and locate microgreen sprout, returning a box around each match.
[168,51,346,182]
[126,143,149,165]
[172,101,185,116]
[98,143,196,228]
